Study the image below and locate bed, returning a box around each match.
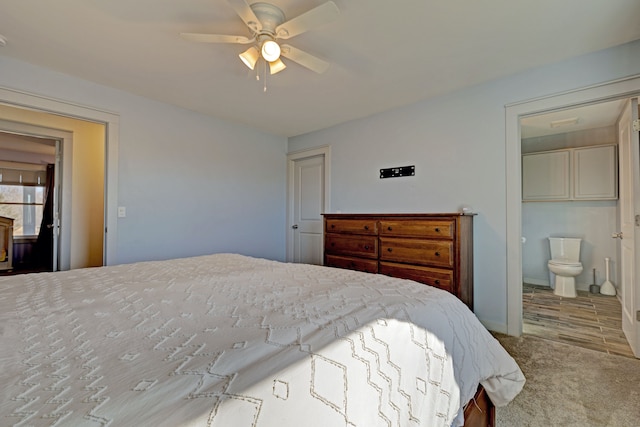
[0,253,524,426]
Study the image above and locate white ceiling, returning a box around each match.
[1,0,639,137]
[520,99,628,139]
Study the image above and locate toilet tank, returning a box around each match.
[548,237,581,261]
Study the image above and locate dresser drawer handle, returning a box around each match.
[434,279,440,285]
[435,227,440,233]
[435,251,440,256]
[364,245,369,250]
[387,247,393,252]
[331,224,335,228]
[387,226,392,231]
[364,225,369,230]
[331,242,335,246]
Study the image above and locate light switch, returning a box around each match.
[118,206,126,218]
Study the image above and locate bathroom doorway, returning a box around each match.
[517,96,637,357]
[505,76,640,356]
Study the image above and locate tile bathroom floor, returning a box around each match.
[522,283,635,358]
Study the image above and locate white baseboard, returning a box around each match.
[478,318,507,334]
[523,277,549,287]
[524,276,591,292]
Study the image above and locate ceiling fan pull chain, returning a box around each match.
[263,59,268,92]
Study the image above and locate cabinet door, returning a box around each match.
[573,145,618,200]
[522,151,570,200]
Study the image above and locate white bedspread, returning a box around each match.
[0,254,524,427]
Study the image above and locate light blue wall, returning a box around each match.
[288,39,640,331]
[0,55,288,264]
[522,201,618,290]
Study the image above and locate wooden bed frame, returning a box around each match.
[464,385,495,427]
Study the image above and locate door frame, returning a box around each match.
[505,74,640,336]
[0,119,72,270]
[286,145,331,262]
[0,86,119,266]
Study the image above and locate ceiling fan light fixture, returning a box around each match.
[239,46,260,70]
[269,58,286,74]
[261,40,281,62]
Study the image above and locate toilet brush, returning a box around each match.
[600,257,616,296]
[589,268,600,294]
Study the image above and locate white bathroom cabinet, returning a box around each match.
[573,145,618,199]
[522,150,570,200]
[522,144,618,201]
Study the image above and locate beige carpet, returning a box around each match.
[493,333,640,427]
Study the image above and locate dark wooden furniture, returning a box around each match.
[323,213,474,310]
[464,385,495,427]
[323,213,490,427]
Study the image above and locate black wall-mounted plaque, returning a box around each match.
[380,165,415,179]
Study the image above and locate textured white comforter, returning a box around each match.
[0,254,524,427]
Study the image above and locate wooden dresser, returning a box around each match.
[323,213,474,310]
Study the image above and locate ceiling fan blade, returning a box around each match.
[275,1,339,40]
[226,0,262,32]
[181,33,253,44]
[280,44,330,74]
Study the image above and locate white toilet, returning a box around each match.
[547,237,583,298]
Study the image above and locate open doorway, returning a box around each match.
[0,87,119,267]
[505,75,640,359]
[519,99,635,358]
[0,104,106,271]
[0,131,59,273]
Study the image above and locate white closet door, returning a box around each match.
[290,154,325,265]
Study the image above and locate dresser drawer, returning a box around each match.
[325,234,378,259]
[325,255,378,273]
[326,219,378,235]
[324,213,474,311]
[379,219,454,239]
[380,237,453,268]
[380,262,453,292]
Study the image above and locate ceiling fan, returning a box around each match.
[181,0,339,75]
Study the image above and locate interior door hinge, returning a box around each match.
[633,119,640,132]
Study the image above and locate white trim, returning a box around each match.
[0,86,120,266]
[505,74,640,336]
[523,277,549,287]
[478,318,507,335]
[286,145,331,262]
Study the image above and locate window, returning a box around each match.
[0,185,45,237]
